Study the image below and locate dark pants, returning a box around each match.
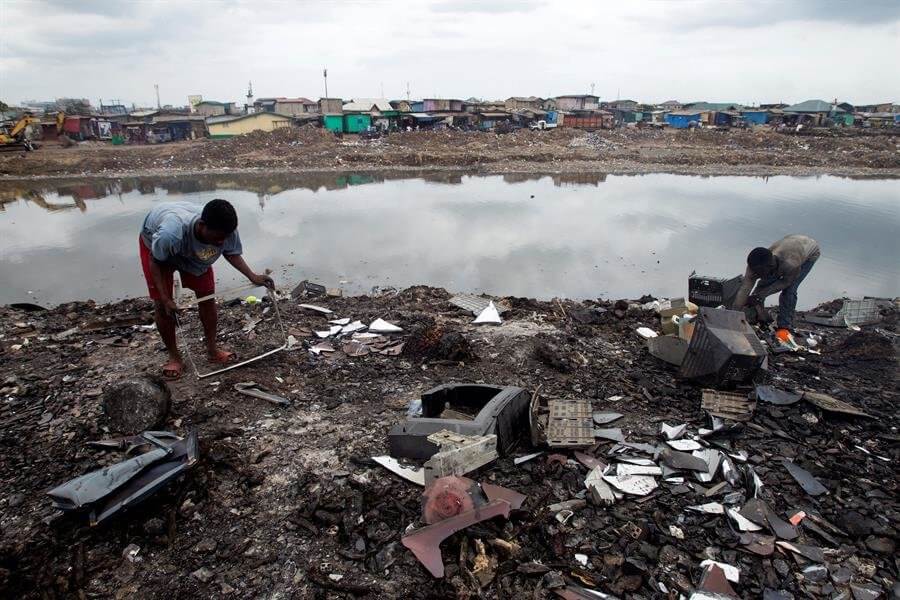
[758,258,817,330]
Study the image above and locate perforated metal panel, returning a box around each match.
[546,399,594,447]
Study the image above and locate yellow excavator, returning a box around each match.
[0,111,65,152]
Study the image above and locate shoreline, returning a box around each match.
[2,161,900,182]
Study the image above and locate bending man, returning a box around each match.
[733,234,820,338]
[139,199,273,378]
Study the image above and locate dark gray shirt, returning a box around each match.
[734,234,820,308]
[140,202,242,276]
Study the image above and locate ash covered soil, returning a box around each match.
[0,287,898,599]
[2,126,899,179]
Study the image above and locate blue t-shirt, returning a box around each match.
[140,202,242,276]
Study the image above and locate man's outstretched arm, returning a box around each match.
[224,254,274,288]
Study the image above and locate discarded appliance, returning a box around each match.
[701,389,756,421]
[47,430,199,526]
[679,308,767,385]
[804,298,881,327]
[388,384,530,460]
[422,431,498,483]
[688,272,743,308]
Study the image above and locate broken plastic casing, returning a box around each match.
[388,384,530,459]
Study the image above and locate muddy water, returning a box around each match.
[0,172,897,307]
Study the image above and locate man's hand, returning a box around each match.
[249,272,275,289]
[161,298,180,317]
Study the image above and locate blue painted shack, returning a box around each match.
[665,111,702,128]
[742,110,769,125]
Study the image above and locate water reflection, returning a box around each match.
[0,172,897,307]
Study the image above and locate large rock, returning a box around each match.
[102,377,171,434]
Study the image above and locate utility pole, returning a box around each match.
[154,84,161,109]
[591,83,595,96]
[323,67,328,99]
[406,82,410,102]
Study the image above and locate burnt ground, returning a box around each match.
[1,126,899,180]
[0,287,898,599]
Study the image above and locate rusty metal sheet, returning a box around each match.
[546,399,594,447]
[481,482,526,510]
[401,500,511,577]
[701,389,756,421]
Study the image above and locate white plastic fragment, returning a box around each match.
[687,502,725,514]
[514,452,544,465]
[329,318,350,325]
[726,507,763,532]
[669,525,685,539]
[369,318,403,333]
[616,463,663,477]
[602,474,658,496]
[660,423,687,440]
[316,325,343,338]
[667,439,702,451]
[636,327,658,339]
[299,304,333,314]
[371,456,425,486]
[473,301,502,325]
[585,466,617,505]
[700,560,740,583]
[574,553,589,567]
[341,320,366,334]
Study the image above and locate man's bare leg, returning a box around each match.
[154,300,184,376]
[198,299,234,362]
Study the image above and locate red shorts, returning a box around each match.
[139,236,214,301]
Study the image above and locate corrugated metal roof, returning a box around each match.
[206,112,294,124]
[130,110,159,118]
[344,98,393,112]
[783,99,843,113]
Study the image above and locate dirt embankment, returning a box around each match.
[2,126,898,179]
[0,287,897,599]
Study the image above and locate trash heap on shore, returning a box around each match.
[0,285,897,598]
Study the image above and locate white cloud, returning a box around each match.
[1,0,898,106]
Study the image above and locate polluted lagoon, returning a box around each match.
[0,171,898,306]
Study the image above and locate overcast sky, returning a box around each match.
[2,0,898,108]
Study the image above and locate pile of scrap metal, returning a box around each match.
[47,430,199,526]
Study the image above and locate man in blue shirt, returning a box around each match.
[139,199,273,378]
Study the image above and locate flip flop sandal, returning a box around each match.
[162,360,184,380]
[209,349,238,365]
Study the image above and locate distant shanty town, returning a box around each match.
[4,90,899,144]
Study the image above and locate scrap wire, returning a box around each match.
[174,286,288,379]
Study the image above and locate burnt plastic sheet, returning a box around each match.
[47,430,199,525]
[659,448,709,472]
[91,432,198,525]
[782,460,828,496]
[755,385,802,406]
[47,447,170,510]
